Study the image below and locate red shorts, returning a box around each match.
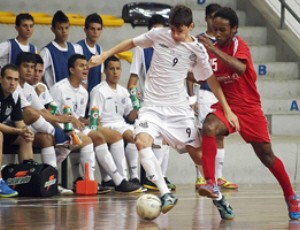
[213,108,270,143]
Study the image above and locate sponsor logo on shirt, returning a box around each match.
[159,43,169,49]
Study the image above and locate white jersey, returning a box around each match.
[90,81,133,124]
[49,78,88,118]
[0,39,37,70]
[15,82,44,110]
[129,46,146,100]
[40,41,82,88]
[132,28,213,107]
[32,82,53,106]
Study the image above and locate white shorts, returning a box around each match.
[102,121,133,135]
[135,106,201,153]
[197,89,218,129]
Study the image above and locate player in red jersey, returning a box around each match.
[197,7,300,220]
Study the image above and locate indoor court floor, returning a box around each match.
[1,184,300,230]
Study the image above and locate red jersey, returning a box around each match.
[210,36,262,114]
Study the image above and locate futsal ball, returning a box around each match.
[136,194,162,221]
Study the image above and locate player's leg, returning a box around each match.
[198,112,229,198]
[215,136,238,190]
[33,133,57,168]
[88,129,141,193]
[187,145,234,220]
[123,129,140,184]
[252,142,300,220]
[98,127,129,179]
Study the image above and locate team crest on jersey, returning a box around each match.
[189,53,197,62]
[121,98,126,104]
[5,106,12,116]
[139,121,148,129]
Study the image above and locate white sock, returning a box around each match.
[56,146,71,165]
[80,143,96,180]
[160,145,170,177]
[31,116,55,135]
[41,146,57,168]
[215,148,225,179]
[69,152,82,180]
[110,140,128,179]
[195,164,203,178]
[95,144,123,186]
[139,147,169,196]
[125,143,139,180]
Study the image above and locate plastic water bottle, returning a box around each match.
[47,101,57,115]
[90,106,99,130]
[129,85,141,110]
[63,105,73,132]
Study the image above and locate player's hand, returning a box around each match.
[56,114,71,123]
[224,110,240,131]
[70,116,85,131]
[35,84,46,96]
[20,127,34,142]
[198,35,214,52]
[88,54,106,68]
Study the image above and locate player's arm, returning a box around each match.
[207,75,240,131]
[89,39,135,67]
[0,122,24,134]
[199,36,246,74]
[125,109,139,124]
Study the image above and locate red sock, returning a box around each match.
[268,156,294,198]
[201,135,217,183]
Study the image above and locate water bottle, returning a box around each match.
[90,106,99,130]
[129,85,141,110]
[63,105,73,132]
[47,101,57,115]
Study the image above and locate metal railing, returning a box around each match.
[279,0,300,29]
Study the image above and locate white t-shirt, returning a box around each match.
[0,39,37,70]
[129,46,146,100]
[49,78,88,118]
[132,28,213,107]
[40,41,82,88]
[15,82,44,110]
[32,82,53,106]
[90,81,133,124]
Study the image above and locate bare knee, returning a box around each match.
[135,134,153,151]
[34,133,54,148]
[23,107,40,125]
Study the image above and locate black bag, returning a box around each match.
[2,163,58,197]
[122,2,171,27]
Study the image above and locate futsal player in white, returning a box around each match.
[50,54,142,193]
[89,5,238,213]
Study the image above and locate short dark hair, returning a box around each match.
[1,64,18,78]
[104,55,120,69]
[15,13,34,27]
[205,3,222,17]
[148,14,165,30]
[52,10,69,28]
[169,5,193,28]
[15,52,36,67]
[35,54,44,65]
[85,13,103,29]
[68,54,86,75]
[214,7,239,28]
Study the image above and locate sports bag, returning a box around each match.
[2,163,58,197]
